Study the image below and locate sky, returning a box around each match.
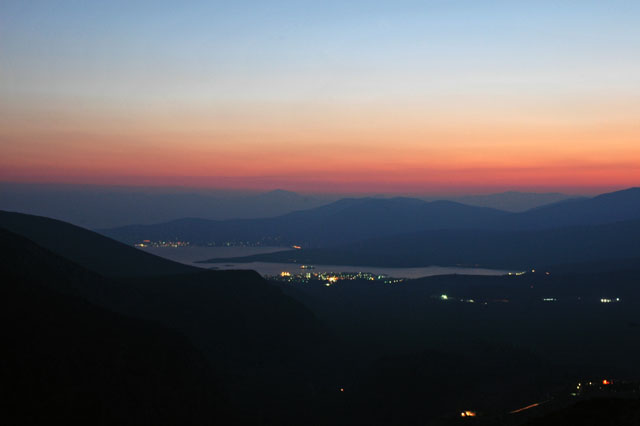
[1,1,639,194]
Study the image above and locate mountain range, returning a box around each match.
[434,191,578,212]
[0,183,336,228]
[1,182,582,229]
[100,197,509,247]
[99,188,640,270]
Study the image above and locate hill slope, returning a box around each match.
[0,214,337,423]
[0,210,197,277]
[0,228,225,425]
[0,211,327,368]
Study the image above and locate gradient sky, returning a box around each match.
[1,1,639,194]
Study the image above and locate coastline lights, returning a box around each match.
[460,410,477,417]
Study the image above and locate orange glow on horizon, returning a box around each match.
[1,95,639,193]
[2,2,640,195]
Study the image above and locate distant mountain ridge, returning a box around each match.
[204,218,640,269]
[447,191,580,212]
[101,187,640,249]
[497,187,640,230]
[191,187,640,270]
[100,197,509,247]
[2,183,582,229]
[0,183,336,228]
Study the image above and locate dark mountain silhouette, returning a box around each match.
[100,188,640,250]
[100,197,509,247]
[0,183,336,228]
[0,211,326,364]
[0,210,196,277]
[0,212,333,423]
[202,219,640,269]
[0,228,227,426]
[447,190,579,212]
[497,187,640,230]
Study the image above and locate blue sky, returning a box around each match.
[1,1,639,193]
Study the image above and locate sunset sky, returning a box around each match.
[1,1,639,194]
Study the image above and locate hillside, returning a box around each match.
[0,213,334,423]
[0,211,327,366]
[0,210,196,277]
[0,228,226,425]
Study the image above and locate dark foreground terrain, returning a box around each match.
[2,210,640,425]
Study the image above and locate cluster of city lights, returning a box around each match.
[272,270,400,285]
[134,240,190,248]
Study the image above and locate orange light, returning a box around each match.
[602,379,611,385]
[292,245,302,250]
[510,402,541,414]
[461,411,476,417]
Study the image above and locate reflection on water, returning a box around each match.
[140,246,511,279]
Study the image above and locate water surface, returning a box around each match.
[140,246,511,278]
